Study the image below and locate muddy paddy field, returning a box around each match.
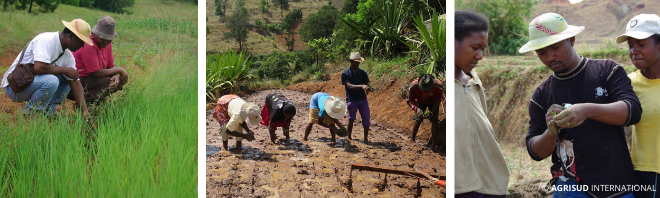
[206,89,446,197]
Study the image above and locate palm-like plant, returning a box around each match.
[405,11,446,76]
[341,0,408,58]
[206,50,253,101]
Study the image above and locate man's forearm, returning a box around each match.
[69,80,88,115]
[91,67,124,78]
[34,62,69,75]
[529,129,558,159]
[581,101,628,126]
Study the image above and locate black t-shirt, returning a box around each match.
[265,93,293,122]
[525,57,642,198]
[341,68,370,102]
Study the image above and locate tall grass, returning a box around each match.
[121,17,198,37]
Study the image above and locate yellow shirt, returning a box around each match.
[455,70,509,195]
[225,98,246,132]
[629,70,660,174]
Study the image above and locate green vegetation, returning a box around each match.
[272,0,289,17]
[0,0,197,195]
[206,0,444,100]
[299,5,341,42]
[457,0,539,55]
[224,7,250,52]
[206,50,253,100]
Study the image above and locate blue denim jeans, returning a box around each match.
[554,177,635,198]
[5,74,71,116]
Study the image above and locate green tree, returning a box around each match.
[215,0,224,16]
[341,0,359,14]
[458,0,539,55]
[259,0,268,14]
[224,7,250,52]
[92,0,134,13]
[16,0,58,13]
[3,0,18,11]
[299,5,341,42]
[234,0,244,10]
[283,9,302,51]
[272,0,288,17]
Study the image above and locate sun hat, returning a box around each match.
[347,52,365,62]
[324,96,347,119]
[518,13,584,53]
[418,74,436,92]
[92,16,118,41]
[62,19,94,46]
[240,102,262,125]
[616,14,660,44]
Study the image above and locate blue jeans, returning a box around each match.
[5,74,71,116]
[554,178,635,198]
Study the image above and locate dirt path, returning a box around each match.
[206,89,446,197]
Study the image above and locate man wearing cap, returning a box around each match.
[341,52,372,143]
[68,16,128,104]
[260,93,296,143]
[2,19,93,116]
[407,74,444,149]
[212,94,260,151]
[617,14,660,198]
[522,13,641,197]
[303,92,347,143]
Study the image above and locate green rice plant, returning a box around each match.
[206,49,253,100]
[120,17,198,37]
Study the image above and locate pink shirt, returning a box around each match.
[73,35,115,77]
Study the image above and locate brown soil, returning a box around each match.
[288,72,446,141]
[206,89,446,197]
[274,22,308,51]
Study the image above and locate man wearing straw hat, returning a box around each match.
[341,52,372,143]
[69,16,128,104]
[521,13,641,198]
[2,19,93,116]
[212,94,260,151]
[407,74,444,149]
[303,92,348,143]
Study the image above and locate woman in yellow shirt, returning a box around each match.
[618,13,660,198]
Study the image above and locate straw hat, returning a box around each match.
[62,19,94,46]
[616,14,660,44]
[518,13,584,53]
[240,102,262,125]
[346,52,365,62]
[324,96,347,119]
[418,74,436,92]
[92,16,118,41]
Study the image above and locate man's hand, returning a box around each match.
[118,68,128,90]
[545,104,564,136]
[554,104,587,129]
[415,108,423,117]
[63,67,80,81]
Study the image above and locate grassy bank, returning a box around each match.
[0,0,197,196]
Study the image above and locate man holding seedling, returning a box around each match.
[260,93,296,143]
[68,16,128,104]
[521,13,642,198]
[303,92,348,143]
[2,19,92,117]
[341,52,372,143]
[213,94,260,151]
[407,74,444,149]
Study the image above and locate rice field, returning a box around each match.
[0,0,198,196]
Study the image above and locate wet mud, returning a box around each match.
[206,89,446,197]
